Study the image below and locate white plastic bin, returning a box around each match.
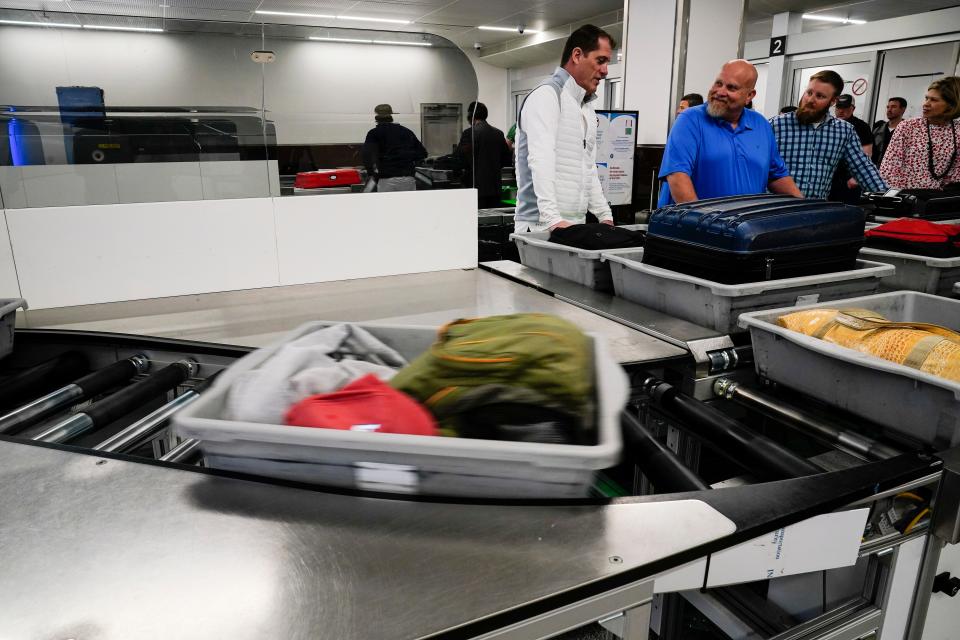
[510,225,646,291]
[739,292,960,448]
[0,299,26,360]
[859,247,960,296]
[174,321,628,498]
[602,250,894,334]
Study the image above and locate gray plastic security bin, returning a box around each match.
[174,321,628,498]
[510,225,646,291]
[859,247,960,297]
[739,291,960,448]
[602,250,894,334]
[0,299,26,360]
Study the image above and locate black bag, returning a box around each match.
[549,223,645,250]
[862,186,960,221]
[643,195,866,284]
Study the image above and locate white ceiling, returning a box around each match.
[744,0,960,42]
[0,0,625,50]
[0,0,955,65]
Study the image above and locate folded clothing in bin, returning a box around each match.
[227,324,407,424]
[390,314,596,444]
[549,223,645,250]
[777,308,960,382]
[865,218,960,258]
[285,374,438,435]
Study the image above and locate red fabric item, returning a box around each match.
[866,218,960,245]
[285,374,439,436]
[294,168,362,189]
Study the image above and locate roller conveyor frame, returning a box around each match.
[2,264,960,639]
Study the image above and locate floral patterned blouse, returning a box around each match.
[879,117,960,189]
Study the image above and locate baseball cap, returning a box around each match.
[836,94,854,108]
[374,103,393,117]
[285,374,439,436]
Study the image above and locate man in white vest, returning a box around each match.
[514,24,615,232]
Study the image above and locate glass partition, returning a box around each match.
[0,8,481,208]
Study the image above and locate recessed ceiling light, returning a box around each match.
[309,36,373,43]
[801,13,866,25]
[255,10,410,25]
[338,15,411,25]
[83,25,164,32]
[0,18,80,28]
[478,25,539,33]
[375,40,431,46]
[255,10,335,19]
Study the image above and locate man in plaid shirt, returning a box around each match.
[770,70,886,199]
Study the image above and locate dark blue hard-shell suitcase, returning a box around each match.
[642,194,866,284]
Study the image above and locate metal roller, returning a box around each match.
[0,351,89,410]
[158,438,202,464]
[33,360,197,444]
[713,378,902,461]
[94,370,221,454]
[642,376,822,480]
[0,355,149,436]
[620,411,710,493]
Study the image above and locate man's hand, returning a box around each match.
[549,220,573,230]
[601,219,615,226]
[847,177,859,189]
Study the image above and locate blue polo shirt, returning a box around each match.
[658,105,790,206]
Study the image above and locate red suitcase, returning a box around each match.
[294,168,362,189]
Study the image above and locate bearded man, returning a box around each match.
[770,70,886,199]
[658,59,800,206]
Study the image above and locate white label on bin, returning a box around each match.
[795,294,820,306]
[354,462,418,493]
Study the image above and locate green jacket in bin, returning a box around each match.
[389,314,596,442]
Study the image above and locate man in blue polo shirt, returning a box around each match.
[658,60,801,206]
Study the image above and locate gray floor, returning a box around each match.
[19,269,684,363]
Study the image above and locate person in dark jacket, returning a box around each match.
[361,104,427,192]
[457,102,512,208]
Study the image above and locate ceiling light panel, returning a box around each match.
[801,13,866,25]
[0,18,80,27]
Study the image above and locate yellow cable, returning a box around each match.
[897,492,925,502]
[904,508,931,535]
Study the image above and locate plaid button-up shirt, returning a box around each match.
[770,112,887,199]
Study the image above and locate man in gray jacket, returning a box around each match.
[514,24,616,232]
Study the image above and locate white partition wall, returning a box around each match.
[4,190,479,309]
[7,198,281,309]
[274,189,478,286]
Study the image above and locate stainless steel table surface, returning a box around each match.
[23,268,687,365]
[0,440,735,639]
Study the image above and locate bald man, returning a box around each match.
[658,60,801,206]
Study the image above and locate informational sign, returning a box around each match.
[769,35,786,57]
[851,77,868,96]
[595,110,638,206]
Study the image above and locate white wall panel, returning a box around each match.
[683,0,744,100]
[623,0,678,145]
[7,199,279,308]
[274,189,478,287]
[0,211,22,299]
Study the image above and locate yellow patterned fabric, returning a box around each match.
[777,308,960,383]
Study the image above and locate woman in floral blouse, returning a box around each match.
[880,76,960,190]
